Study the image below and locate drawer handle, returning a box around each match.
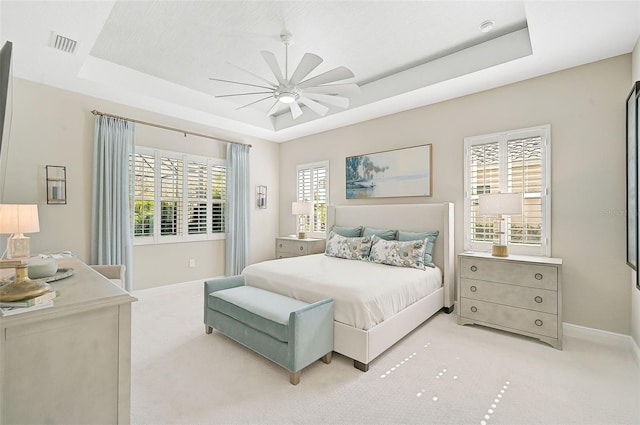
[470,285,477,292]
[470,306,478,313]
[535,319,543,327]
[534,296,543,303]
[279,243,283,248]
[470,265,478,272]
[535,273,543,280]
[300,246,304,251]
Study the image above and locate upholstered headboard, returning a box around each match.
[326,203,455,309]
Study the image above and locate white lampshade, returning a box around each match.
[291,201,313,216]
[478,193,522,216]
[0,204,40,234]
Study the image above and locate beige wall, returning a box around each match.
[2,78,279,290]
[632,39,640,347]
[280,54,632,334]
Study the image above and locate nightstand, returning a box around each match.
[275,236,326,259]
[457,252,563,349]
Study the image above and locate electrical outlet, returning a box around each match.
[188,259,196,268]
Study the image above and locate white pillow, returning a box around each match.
[368,235,426,270]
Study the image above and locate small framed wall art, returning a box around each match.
[46,165,67,204]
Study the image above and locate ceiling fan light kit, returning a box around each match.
[210,32,359,120]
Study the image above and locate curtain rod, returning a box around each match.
[90,110,252,148]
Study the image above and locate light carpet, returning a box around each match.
[131,280,640,425]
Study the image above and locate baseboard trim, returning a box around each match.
[563,322,640,367]
[133,275,223,295]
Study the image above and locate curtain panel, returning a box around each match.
[225,143,250,275]
[91,115,135,290]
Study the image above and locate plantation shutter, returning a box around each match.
[296,161,329,234]
[464,126,550,256]
[159,156,182,236]
[211,164,226,233]
[187,161,208,235]
[133,153,155,237]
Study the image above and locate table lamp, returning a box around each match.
[291,201,313,239]
[478,193,522,257]
[0,204,50,302]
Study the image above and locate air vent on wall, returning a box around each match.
[50,32,78,54]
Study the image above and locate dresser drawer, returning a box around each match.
[460,257,557,290]
[460,298,558,338]
[276,251,299,259]
[276,239,309,255]
[460,278,557,314]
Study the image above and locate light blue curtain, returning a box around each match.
[91,115,135,290]
[225,143,250,276]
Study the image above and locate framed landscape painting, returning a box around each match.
[346,144,432,199]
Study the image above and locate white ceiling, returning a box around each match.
[0,1,639,142]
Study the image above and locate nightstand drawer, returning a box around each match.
[460,298,558,338]
[276,239,309,255]
[460,257,557,290]
[460,278,557,314]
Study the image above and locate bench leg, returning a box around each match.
[289,371,301,385]
[321,352,333,364]
[205,325,212,334]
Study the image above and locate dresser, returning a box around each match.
[0,258,137,424]
[275,236,326,259]
[457,252,563,349]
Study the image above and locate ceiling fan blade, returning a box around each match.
[266,100,280,116]
[303,83,360,97]
[289,101,303,120]
[304,92,350,109]
[299,96,329,117]
[226,61,276,87]
[289,53,323,86]
[236,95,274,110]
[261,50,286,85]
[208,77,273,91]
[215,91,274,98]
[298,66,355,89]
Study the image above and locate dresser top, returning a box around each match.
[460,251,562,265]
[277,235,325,242]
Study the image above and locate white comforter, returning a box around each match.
[241,254,442,330]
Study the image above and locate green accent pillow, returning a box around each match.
[362,227,397,241]
[331,225,363,237]
[398,230,440,268]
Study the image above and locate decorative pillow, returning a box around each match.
[398,230,439,268]
[331,225,363,237]
[324,231,373,261]
[362,227,397,241]
[368,235,426,270]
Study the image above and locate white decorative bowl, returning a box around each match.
[27,258,59,279]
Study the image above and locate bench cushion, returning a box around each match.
[209,286,309,343]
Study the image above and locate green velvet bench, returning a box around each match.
[204,275,334,385]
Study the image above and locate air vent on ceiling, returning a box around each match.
[50,32,78,54]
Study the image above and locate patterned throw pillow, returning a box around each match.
[324,231,373,261]
[368,235,426,270]
[397,230,439,268]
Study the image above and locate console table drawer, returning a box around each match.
[460,278,557,314]
[460,298,558,338]
[460,257,557,290]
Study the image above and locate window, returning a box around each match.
[464,125,551,256]
[296,160,329,238]
[132,147,226,244]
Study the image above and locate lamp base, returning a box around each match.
[492,245,509,257]
[0,265,51,302]
[297,232,306,239]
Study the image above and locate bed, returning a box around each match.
[242,203,454,371]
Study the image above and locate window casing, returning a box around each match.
[464,125,551,256]
[296,160,329,238]
[132,147,226,245]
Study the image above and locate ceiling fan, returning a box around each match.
[210,32,360,120]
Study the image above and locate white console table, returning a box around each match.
[0,258,137,425]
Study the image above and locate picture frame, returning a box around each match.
[626,82,639,279]
[345,144,432,199]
